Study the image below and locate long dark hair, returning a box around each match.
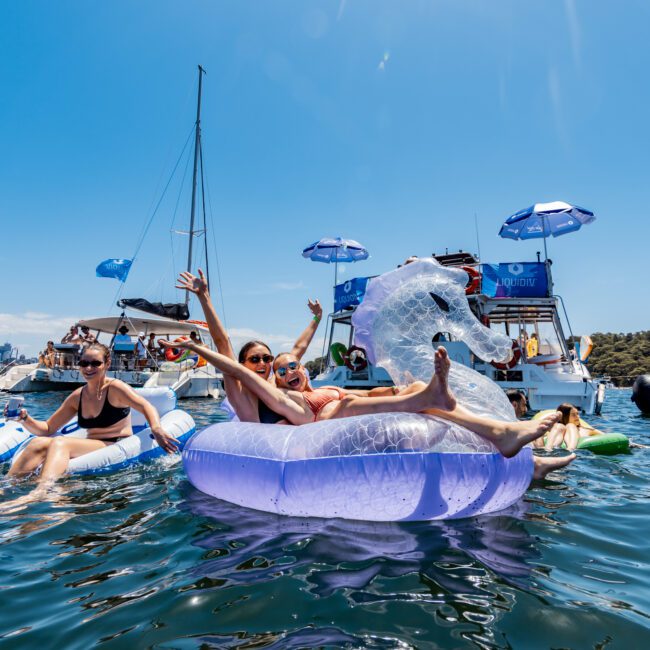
[238,340,271,363]
[556,402,578,425]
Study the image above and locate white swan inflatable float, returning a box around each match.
[2,387,195,474]
[184,259,531,521]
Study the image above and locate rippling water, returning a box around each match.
[1,390,649,648]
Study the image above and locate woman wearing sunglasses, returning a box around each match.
[5,343,179,490]
[176,269,322,424]
[162,339,564,464]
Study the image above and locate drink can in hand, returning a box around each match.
[5,396,25,419]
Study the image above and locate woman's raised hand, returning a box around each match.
[176,269,208,296]
[160,339,194,351]
[308,299,322,320]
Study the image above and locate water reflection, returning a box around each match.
[180,484,542,640]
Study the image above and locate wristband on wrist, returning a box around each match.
[313,315,321,323]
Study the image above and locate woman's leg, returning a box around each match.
[8,437,54,477]
[563,423,580,450]
[544,423,566,450]
[38,437,109,484]
[319,348,457,421]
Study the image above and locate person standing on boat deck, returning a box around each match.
[2,342,178,499]
[80,325,96,349]
[189,331,202,345]
[114,325,131,344]
[175,269,322,423]
[135,332,148,369]
[61,325,83,345]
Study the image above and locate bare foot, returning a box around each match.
[418,347,457,412]
[494,412,561,458]
[532,453,576,480]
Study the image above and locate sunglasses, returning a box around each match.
[276,361,300,377]
[79,359,104,368]
[246,354,274,364]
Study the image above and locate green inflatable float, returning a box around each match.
[532,410,630,455]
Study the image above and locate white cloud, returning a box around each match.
[564,0,582,69]
[0,312,80,357]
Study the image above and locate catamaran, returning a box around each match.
[312,251,605,415]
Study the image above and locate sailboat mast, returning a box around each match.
[186,64,205,304]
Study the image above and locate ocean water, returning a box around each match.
[0,389,649,649]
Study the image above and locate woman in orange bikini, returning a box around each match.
[162,339,563,461]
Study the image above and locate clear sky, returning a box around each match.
[1,1,648,359]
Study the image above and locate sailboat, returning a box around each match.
[0,67,223,398]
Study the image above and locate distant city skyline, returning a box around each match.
[1,1,647,359]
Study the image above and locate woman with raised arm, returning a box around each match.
[3,343,178,499]
[176,269,322,423]
[162,339,564,463]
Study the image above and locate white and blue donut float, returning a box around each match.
[183,260,534,522]
[2,388,195,475]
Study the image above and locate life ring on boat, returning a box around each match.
[462,266,481,295]
[491,340,521,370]
[344,345,368,372]
[330,342,348,366]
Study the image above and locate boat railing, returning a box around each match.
[0,360,18,377]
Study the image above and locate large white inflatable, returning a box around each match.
[184,259,532,521]
[2,387,195,475]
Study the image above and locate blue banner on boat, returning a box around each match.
[335,277,370,311]
[480,263,548,298]
[96,258,133,282]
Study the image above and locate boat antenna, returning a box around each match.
[474,212,482,261]
[186,64,206,304]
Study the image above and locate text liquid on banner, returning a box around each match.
[480,263,548,298]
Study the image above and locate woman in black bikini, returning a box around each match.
[176,269,322,424]
[6,342,178,487]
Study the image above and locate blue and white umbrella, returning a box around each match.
[302,237,369,286]
[499,201,596,259]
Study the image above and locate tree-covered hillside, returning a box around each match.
[586,331,650,386]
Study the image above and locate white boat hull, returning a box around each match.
[144,364,223,399]
[0,365,152,393]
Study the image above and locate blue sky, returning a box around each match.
[1,1,648,359]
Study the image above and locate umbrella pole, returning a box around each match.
[543,214,548,261]
[334,258,338,304]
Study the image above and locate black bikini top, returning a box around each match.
[258,400,285,424]
[78,383,130,429]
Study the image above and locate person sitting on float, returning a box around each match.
[3,342,178,494]
[176,269,322,424]
[164,338,567,468]
[544,402,602,451]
